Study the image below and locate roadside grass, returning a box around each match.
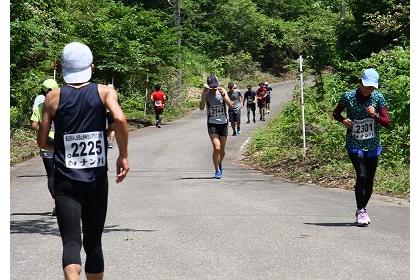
[10,128,39,166]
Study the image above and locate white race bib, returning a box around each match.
[352,118,375,140]
[155,100,163,106]
[209,104,225,118]
[64,131,106,169]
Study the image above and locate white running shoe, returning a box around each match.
[364,208,371,224]
[356,209,369,226]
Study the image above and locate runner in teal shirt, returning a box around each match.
[333,68,391,226]
[339,89,387,157]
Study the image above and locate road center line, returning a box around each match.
[240,137,251,152]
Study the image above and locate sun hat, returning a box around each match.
[60,42,93,83]
[207,74,219,88]
[42,79,58,92]
[360,68,379,89]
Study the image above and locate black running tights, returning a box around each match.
[348,153,378,210]
[42,157,55,199]
[54,172,108,273]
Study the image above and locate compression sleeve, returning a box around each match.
[332,104,346,123]
[376,107,391,128]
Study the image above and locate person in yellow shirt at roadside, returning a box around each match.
[30,78,59,216]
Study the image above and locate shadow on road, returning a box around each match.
[103,224,156,233]
[177,177,215,180]
[10,217,60,236]
[16,175,46,178]
[11,212,52,216]
[304,222,356,227]
[11,215,155,236]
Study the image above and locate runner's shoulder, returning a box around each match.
[45,88,60,104]
[98,83,118,99]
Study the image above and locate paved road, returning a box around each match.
[10,80,409,280]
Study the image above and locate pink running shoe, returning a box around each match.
[364,208,371,224]
[356,209,369,226]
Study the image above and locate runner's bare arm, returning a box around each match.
[100,84,130,183]
[199,88,207,110]
[219,87,233,109]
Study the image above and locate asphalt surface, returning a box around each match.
[10,80,409,280]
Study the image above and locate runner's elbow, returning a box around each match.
[113,114,127,126]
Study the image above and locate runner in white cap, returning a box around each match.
[38,42,129,280]
[332,68,391,226]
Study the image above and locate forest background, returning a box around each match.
[10,0,410,197]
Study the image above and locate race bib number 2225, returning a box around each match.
[64,131,106,169]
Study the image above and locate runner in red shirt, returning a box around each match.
[256,82,267,121]
[150,84,166,128]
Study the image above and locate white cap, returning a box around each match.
[60,42,93,83]
[360,68,379,89]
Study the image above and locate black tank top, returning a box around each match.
[54,83,108,182]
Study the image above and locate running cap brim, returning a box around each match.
[361,68,379,89]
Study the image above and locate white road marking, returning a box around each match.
[240,137,251,152]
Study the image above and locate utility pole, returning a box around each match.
[175,0,182,100]
[299,55,307,158]
[340,0,346,18]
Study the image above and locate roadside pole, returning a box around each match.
[53,59,58,80]
[299,55,307,157]
[144,74,149,117]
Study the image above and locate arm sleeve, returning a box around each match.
[376,107,391,128]
[375,94,391,128]
[332,104,346,123]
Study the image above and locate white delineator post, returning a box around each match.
[144,74,149,117]
[299,55,307,157]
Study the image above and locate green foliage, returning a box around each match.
[255,0,342,21]
[336,0,409,60]
[216,52,259,81]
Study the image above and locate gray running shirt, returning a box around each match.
[228,90,242,112]
[206,90,228,124]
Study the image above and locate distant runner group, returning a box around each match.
[199,75,273,179]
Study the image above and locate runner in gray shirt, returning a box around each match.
[227,81,243,135]
[200,74,233,179]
